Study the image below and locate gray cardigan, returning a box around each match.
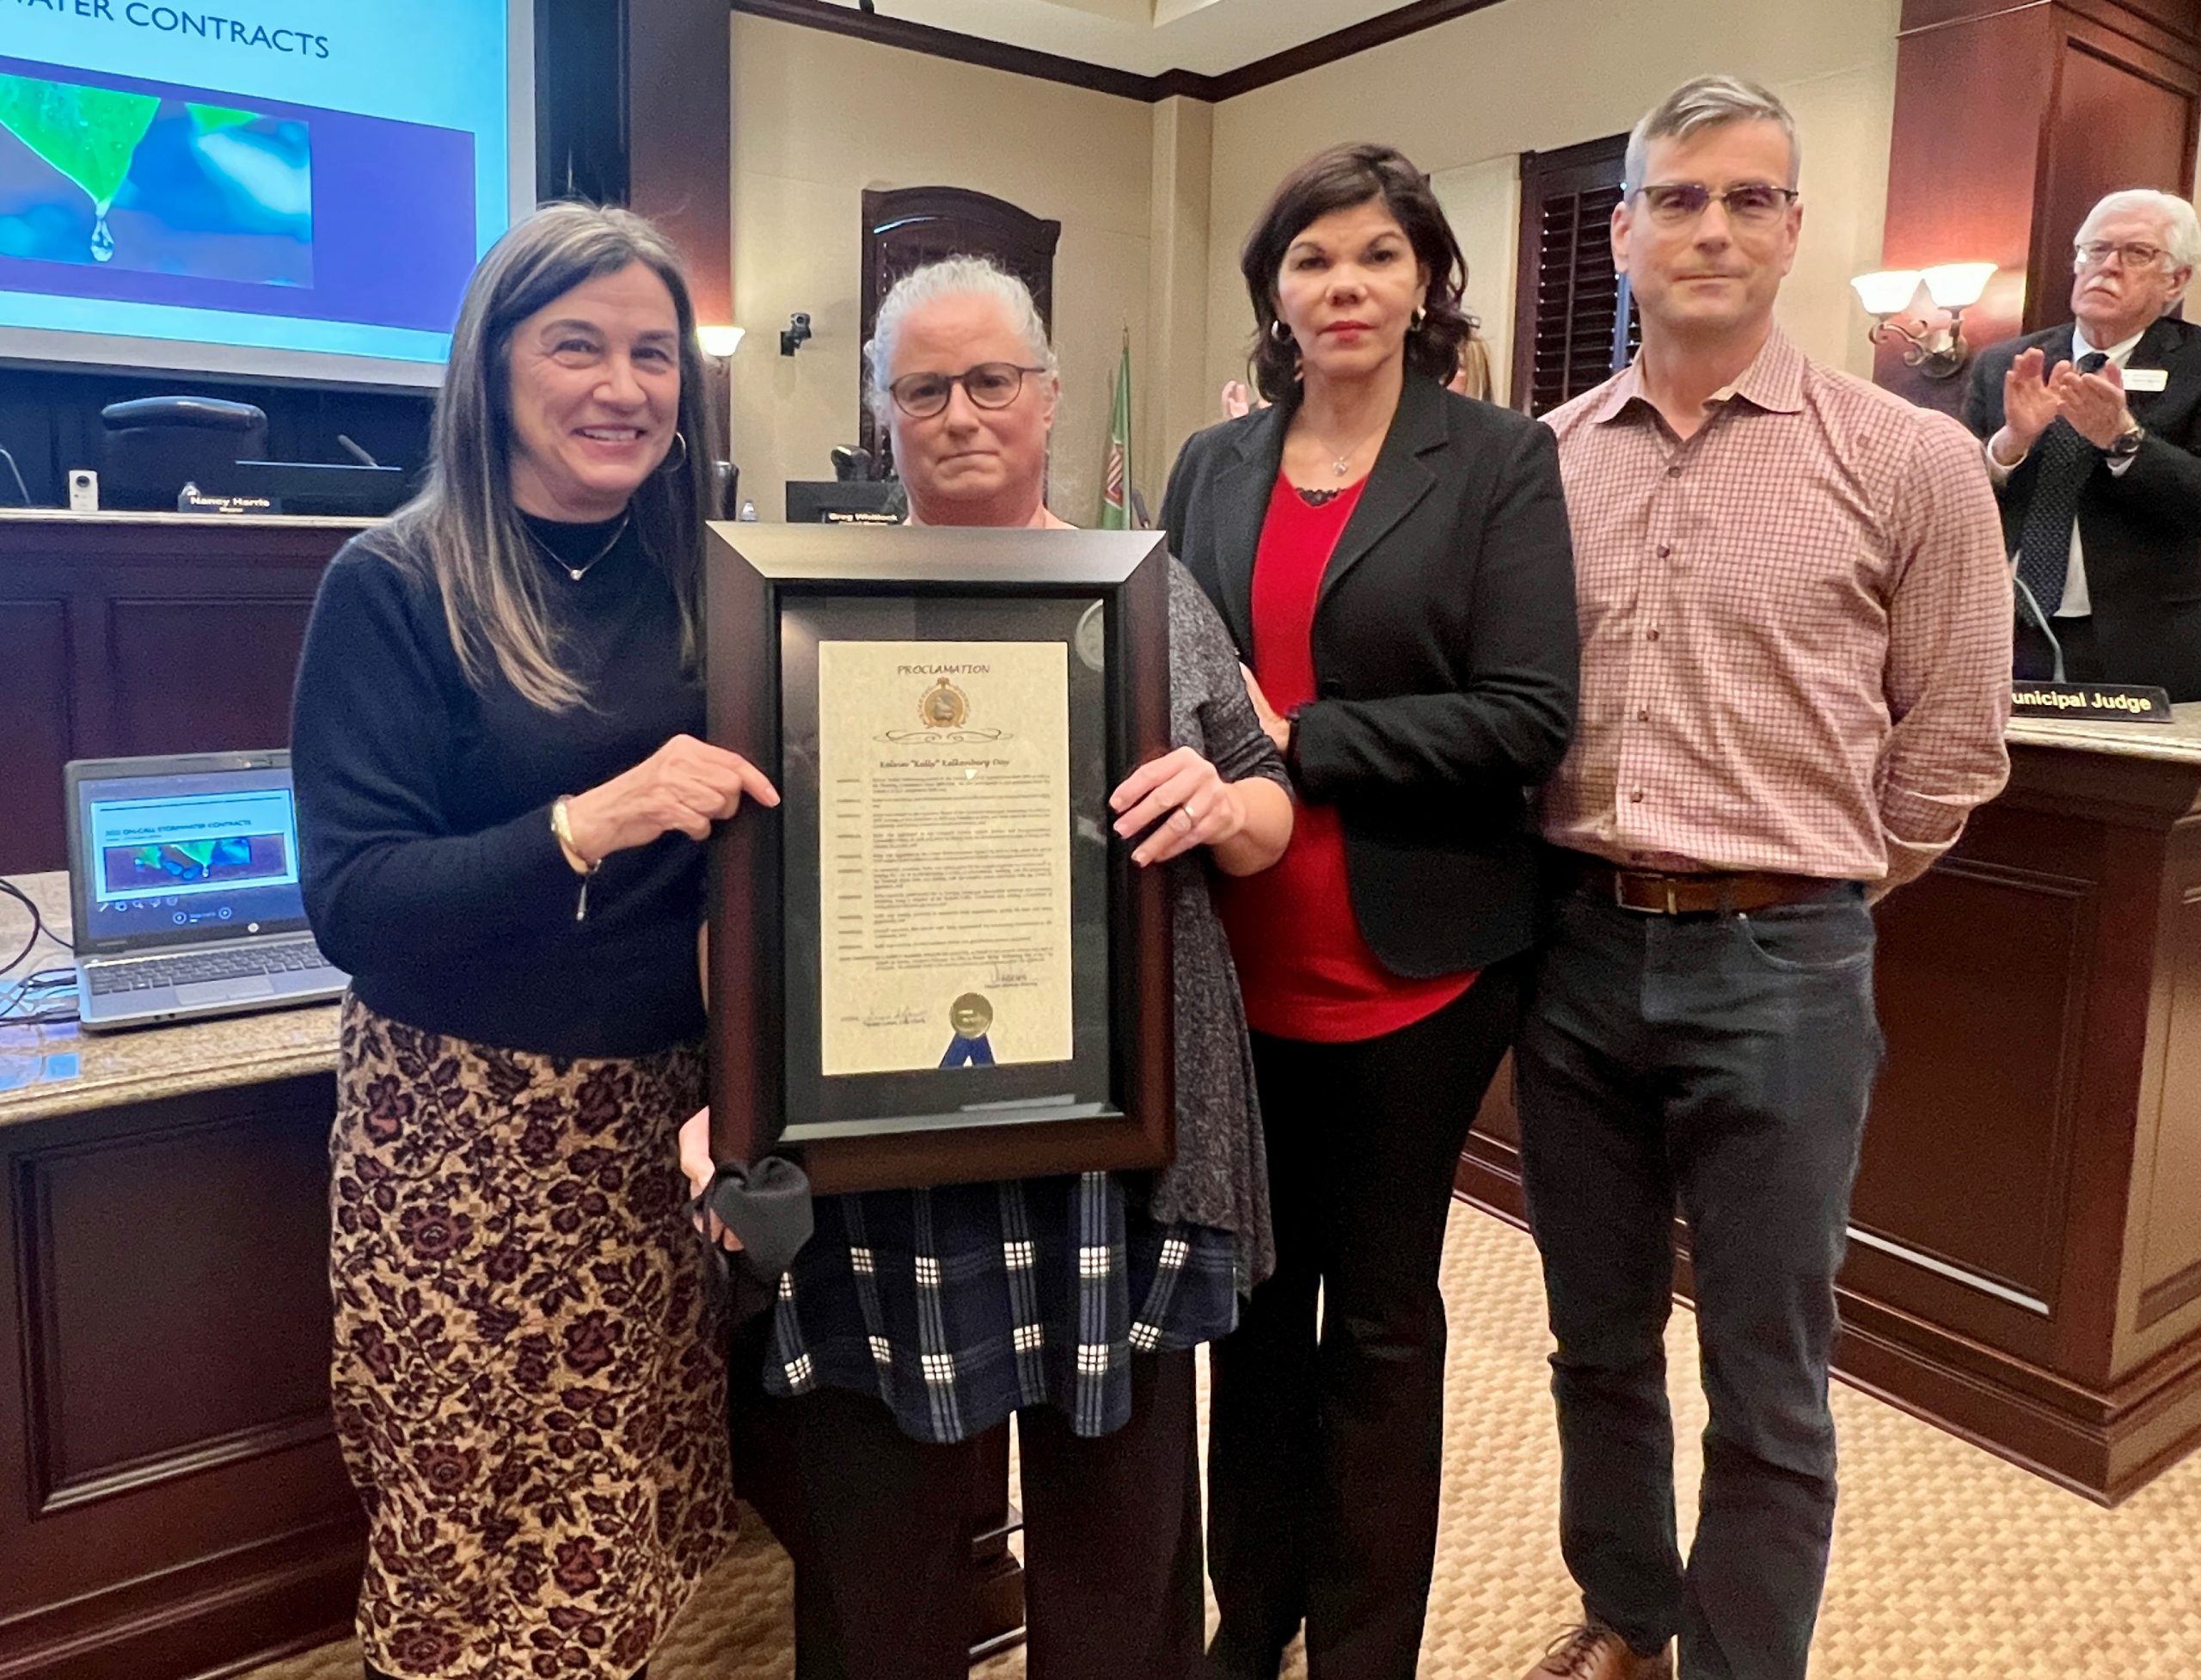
[1148,561,1289,1289]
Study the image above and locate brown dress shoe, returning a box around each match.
[1521,1622,1674,1680]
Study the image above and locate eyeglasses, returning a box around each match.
[886,362,1050,420]
[1633,182,1799,228]
[2074,240,2168,271]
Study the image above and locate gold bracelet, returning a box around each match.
[550,795,600,877]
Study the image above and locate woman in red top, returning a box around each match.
[1162,144,1579,1680]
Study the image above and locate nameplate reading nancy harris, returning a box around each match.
[814,639,1075,1077]
[2011,682,2174,723]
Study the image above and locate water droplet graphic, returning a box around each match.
[90,213,113,263]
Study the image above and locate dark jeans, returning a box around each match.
[1515,885,1881,1680]
[773,1348,1205,1680]
[1206,965,1522,1680]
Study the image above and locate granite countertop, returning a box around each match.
[0,507,376,531]
[2008,700,2201,765]
[0,873,338,1129]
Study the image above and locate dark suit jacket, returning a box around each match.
[1961,315,2201,699]
[1160,375,1579,978]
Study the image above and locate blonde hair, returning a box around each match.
[1626,75,1801,190]
[383,202,714,712]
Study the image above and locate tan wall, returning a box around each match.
[1202,0,1903,430]
[739,1,2185,505]
[729,15,1156,521]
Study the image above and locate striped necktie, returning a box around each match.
[2014,350,2110,622]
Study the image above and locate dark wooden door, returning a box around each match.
[857,187,1062,476]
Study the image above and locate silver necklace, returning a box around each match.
[1309,428,1378,478]
[527,512,630,581]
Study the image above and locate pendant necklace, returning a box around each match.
[1309,429,1376,478]
[528,513,630,581]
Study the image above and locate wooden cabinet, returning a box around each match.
[1461,725,2201,1503]
[0,512,365,878]
[0,1074,364,1679]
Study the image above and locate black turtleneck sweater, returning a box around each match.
[291,511,708,1058]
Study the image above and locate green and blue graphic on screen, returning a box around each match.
[0,1,517,373]
[0,69,311,284]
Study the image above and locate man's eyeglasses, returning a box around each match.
[2074,240,2168,271]
[886,362,1050,420]
[1632,182,1799,228]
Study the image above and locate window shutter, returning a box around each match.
[1511,136,1638,416]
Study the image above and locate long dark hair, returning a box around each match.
[1239,143,1472,404]
[388,203,714,711]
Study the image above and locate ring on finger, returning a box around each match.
[1174,806,1197,831]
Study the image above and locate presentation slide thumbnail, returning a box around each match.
[101,831,291,893]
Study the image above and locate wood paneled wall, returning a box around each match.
[0,518,363,877]
[1876,0,2201,409]
[0,1076,363,1680]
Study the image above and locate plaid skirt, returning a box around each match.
[328,996,736,1679]
[764,1171,1239,1444]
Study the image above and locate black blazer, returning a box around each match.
[1161,374,1579,978]
[1961,315,2201,699]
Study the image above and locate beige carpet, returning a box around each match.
[244,1205,2201,1680]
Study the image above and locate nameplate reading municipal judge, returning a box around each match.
[2011,681,2174,723]
[815,640,1075,1077]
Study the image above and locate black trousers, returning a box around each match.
[770,1347,1205,1680]
[1205,965,1522,1680]
[1515,886,1881,1680]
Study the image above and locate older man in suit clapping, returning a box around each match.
[1963,189,2201,696]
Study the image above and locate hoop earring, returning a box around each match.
[1269,318,1292,346]
[658,430,690,474]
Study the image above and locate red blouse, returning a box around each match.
[1217,474,1477,1043]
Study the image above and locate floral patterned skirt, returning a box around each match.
[328,996,734,1680]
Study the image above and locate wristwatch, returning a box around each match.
[2107,418,2147,459]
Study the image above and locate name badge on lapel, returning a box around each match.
[2123,368,2170,394]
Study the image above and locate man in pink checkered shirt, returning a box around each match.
[1514,77,2012,1680]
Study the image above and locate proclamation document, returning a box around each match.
[815,640,1075,1077]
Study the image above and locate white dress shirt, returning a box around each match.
[1984,325,2144,616]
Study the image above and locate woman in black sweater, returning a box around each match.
[291,205,770,1680]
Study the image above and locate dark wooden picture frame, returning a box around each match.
[705,523,1174,1195]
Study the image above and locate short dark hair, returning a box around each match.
[1239,142,1470,403]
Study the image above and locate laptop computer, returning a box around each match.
[64,750,348,1032]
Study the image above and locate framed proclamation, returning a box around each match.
[705,523,1175,1195]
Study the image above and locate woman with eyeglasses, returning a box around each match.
[698,255,1292,1680]
[1161,144,1579,1680]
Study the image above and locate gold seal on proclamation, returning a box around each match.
[919,675,970,730]
[949,992,994,1037]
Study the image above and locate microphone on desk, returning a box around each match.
[2014,573,2067,684]
[335,434,381,469]
[0,445,29,508]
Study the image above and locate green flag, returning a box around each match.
[1098,331,1133,530]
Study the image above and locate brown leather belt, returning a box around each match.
[1571,856,1847,916]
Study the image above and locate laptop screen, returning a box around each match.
[71,762,310,951]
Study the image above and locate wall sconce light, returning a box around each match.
[696,324,745,360]
[1851,262,1996,378]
